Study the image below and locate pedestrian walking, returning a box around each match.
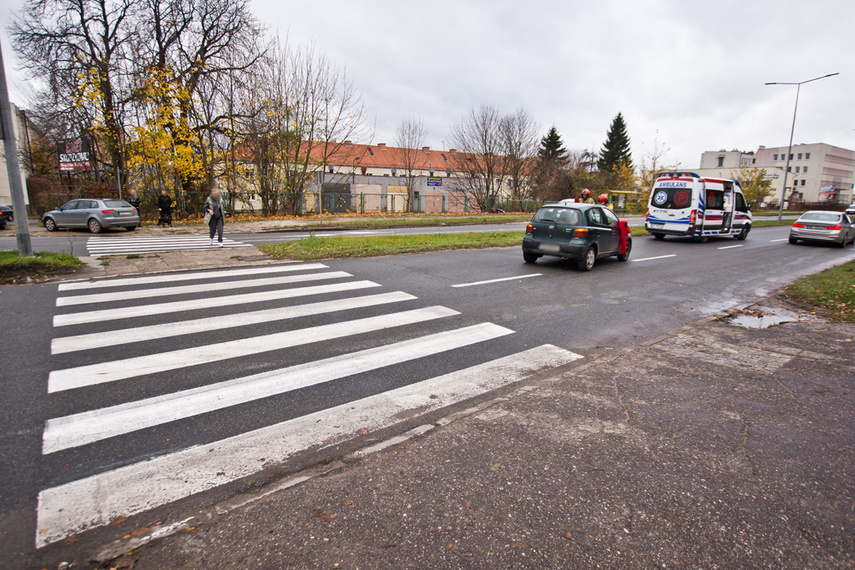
[126,189,141,216]
[157,190,173,227]
[204,189,227,247]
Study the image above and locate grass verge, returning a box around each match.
[259,232,523,260]
[0,250,83,284]
[785,260,855,322]
[271,215,532,232]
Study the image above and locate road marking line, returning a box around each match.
[718,244,744,250]
[58,264,326,292]
[631,254,677,263]
[53,280,381,327]
[770,238,789,243]
[56,271,350,307]
[452,273,542,288]
[48,306,459,393]
[43,323,513,453]
[36,343,579,548]
[51,291,417,354]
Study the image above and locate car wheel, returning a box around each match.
[88,218,103,234]
[617,239,632,262]
[652,233,665,240]
[736,225,750,240]
[523,251,539,264]
[44,217,57,232]
[788,236,798,245]
[838,237,847,248]
[578,246,596,272]
[699,236,710,243]
[126,225,137,231]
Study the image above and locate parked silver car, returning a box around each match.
[43,199,140,233]
[789,211,855,247]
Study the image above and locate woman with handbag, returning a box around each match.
[204,189,227,247]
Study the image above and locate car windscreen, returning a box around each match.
[103,200,133,208]
[800,212,840,223]
[533,207,583,225]
[650,187,693,209]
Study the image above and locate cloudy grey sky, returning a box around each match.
[2,0,853,167]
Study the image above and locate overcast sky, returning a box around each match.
[2,0,853,168]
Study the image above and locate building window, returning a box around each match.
[789,153,794,160]
[795,167,800,173]
[717,156,724,167]
[797,153,802,160]
[787,167,792,172]
[773,154,778,160]
[802,166,808,173]
[801,180,806,186]
[805,153,810,159]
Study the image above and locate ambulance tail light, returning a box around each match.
[525,224,533,234]
[826,225,843,231]
[792,222,805,228]
[689,210,697,225]
[573,228,589,238]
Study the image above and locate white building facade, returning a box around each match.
[754,143,854,205]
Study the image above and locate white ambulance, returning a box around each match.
[645,172,753,241]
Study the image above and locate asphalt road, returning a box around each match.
[3,225,853,567]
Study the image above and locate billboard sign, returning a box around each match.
[819,184,836,201]
[58,139,93,172]
[427,177,442,187]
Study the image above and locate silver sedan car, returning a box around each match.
[43,198,140,233]
[789,211,855,247]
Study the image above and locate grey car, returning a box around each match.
[43,198,140,233]
[789,211,855,247]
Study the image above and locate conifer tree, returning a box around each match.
[538,126,568,161]
[597,113,633,172]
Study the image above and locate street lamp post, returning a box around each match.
[765,72,839,222]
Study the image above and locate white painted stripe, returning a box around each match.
[48,306,459,393]
[86,239,247,247]
[43,323,513,453]
[88,235,243,241]
[36,343,579,547]
[452,273,542,288]
[770,238,789,243]
[88,244,252,257]
[717,244,744,250]
[52,292,416,354]
[58,264,324,292]
[53,280,380,327]
[631,254,677,263]
[56,271,350,307]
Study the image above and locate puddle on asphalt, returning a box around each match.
[723,306,820,329]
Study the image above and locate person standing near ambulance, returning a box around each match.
[580,189,595,204]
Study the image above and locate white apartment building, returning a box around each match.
[699,149,757,169]
[755,143,854,205]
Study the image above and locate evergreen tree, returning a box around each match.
[538,126,568,161]
[597,113,633,172]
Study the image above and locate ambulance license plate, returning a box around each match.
[649,223,665,228]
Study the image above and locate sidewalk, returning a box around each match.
[100,303,854,569]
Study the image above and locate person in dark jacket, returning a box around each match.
[157,190,173,227]
[126,189,141,215]
[204,189,227,246]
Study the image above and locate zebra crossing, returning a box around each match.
[37,262,582,548]
[86,234,253,257]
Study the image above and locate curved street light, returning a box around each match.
[765,73,839,221]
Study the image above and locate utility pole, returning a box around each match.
[0,39,32,256]
[765,72,839,222]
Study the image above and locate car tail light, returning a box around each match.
[525,224,533,234]
[792,222,804,228]
[101,209,116,214]
[826,225,843,230]
[573,228,589,238]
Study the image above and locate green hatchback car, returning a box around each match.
[522,203,632,271]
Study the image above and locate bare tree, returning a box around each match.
[450,104,507,212]
[499,108,539,202]
[394,116,428,212]
[10,0,135,174]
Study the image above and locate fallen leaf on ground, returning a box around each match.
[359,429,368,435]
[343,500,354,506]
[110,516,128,526]
[130,527,149,537]
[510,541,526,549]
[564,532,572,539]
[312,508,337,523]
[64,534,78,545]
[38,528,48,535]
[445,543,458,551]
[490,463,501,471]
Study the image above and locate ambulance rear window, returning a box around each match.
[651,187,692,209]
